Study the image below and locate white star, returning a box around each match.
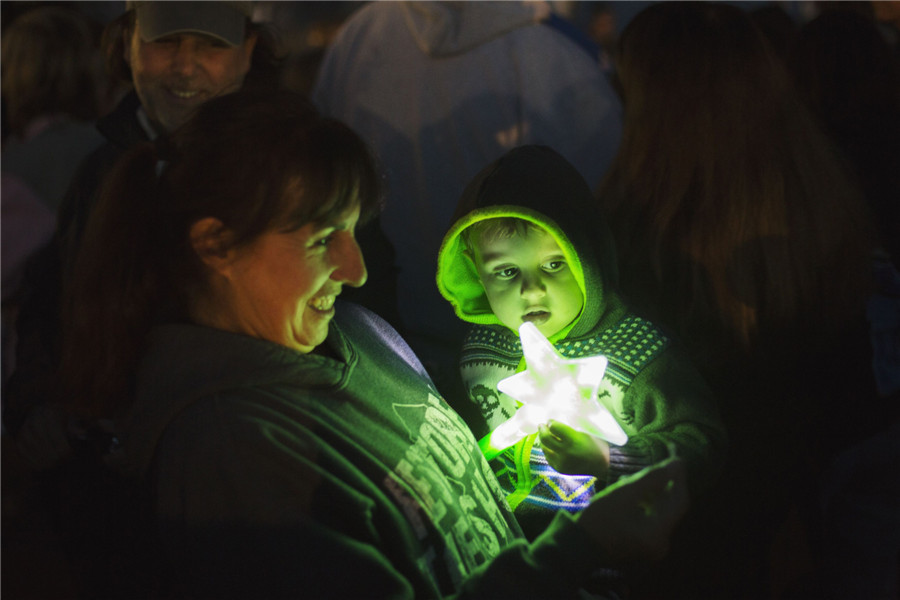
[480,322,628,457]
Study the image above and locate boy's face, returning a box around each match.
[471,225,583,338]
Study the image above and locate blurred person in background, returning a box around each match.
[585,1,619,71]
[1,5,113,399]
[1,5,113,212]
[1,3,281,597]
[2,7,120,596]
[596,2,879,597]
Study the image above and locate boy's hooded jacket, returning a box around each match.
[437,146,726,538]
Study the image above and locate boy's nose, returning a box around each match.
[520,274,546,299]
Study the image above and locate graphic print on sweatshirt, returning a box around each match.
[383,392,516,591]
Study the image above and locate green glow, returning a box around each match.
[478,322,628,458]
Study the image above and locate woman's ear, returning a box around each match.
[190,217,235,275]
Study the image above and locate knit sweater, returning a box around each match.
[436,146,726,539]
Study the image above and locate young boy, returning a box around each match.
[436,145,726,539]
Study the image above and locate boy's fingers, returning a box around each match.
[546,419,576,438]
[538,424,563,452]
[539,422,563,440]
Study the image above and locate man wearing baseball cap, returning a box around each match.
[6,1,275,466]
[125,0,257,134]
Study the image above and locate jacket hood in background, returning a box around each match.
[401,1,551,57]
[436,145,618,342]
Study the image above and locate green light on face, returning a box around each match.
[478,322,628,458]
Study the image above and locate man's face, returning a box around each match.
[472,225,584,339]
[124,26,256,133]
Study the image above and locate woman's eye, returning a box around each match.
[314,234,334,247]
[495,267,518,280]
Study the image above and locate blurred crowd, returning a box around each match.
[2,1,898,599]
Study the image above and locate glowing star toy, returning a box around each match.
[478,322,628,460]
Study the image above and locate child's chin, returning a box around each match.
[519,319,559,339]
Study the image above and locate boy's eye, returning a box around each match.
[543,260,565,272]
[495,267,519,280]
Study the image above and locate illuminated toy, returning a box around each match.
[478,322,628,460]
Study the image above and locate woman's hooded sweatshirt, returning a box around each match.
[437,145,726,539]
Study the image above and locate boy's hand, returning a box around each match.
[577,456,689,563]
[539,420,610,479]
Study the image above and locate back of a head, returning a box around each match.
[600,1,873,359]
[1,6,107,137]
[613,1,792,173]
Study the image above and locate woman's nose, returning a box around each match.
[334,236,368,288]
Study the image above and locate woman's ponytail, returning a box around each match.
[59,141,172,418]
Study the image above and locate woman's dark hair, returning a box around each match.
[59,90,382,418]
[1,6,108,137]
[597,1,873,361]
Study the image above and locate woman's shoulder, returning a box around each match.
[335,302,431,378]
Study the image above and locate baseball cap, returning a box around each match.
[127,1,253,47]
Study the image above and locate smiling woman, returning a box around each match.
[54,90,694,599]
[60,89,381,419]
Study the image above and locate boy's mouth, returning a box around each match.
[522,310,550,325]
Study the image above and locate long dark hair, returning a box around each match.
[59,90,382,418]
[597,1,873,361]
